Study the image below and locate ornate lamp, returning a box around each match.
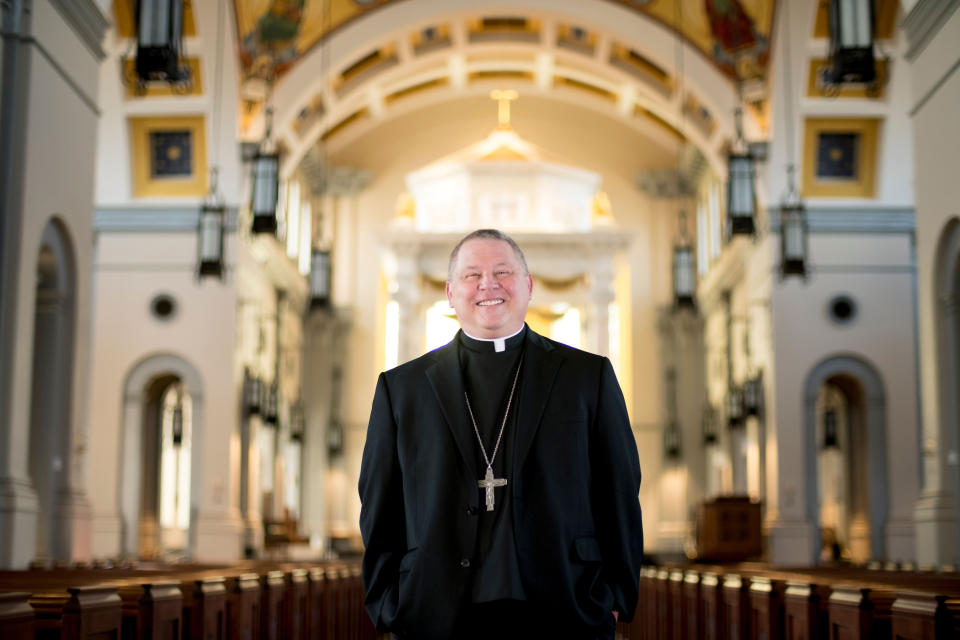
[780,203,808,277]
[726,149,756,237]
[826,0,875,84]
[702,403,718,445]
[263,381,279,425]
[198,204,225,277]
[251,151,280,234]
[823,408,839,448]
[310,250,332,309]
[743,376,762,417]
[664,421,681,459]
[290,404,305,442]
[135,0,186,83]
[244,373,263,415]
[328,419,344,457]
[673,209,696,310]
[727,385,744,428]
[171,401,184,447]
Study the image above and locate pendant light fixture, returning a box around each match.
[670,0,696,311]
[134,0,187,86]
[198,0,227,278]
[778,4,808,278]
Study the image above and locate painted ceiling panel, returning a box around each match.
[232,0,777,80]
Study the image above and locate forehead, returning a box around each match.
[454,238,520,269]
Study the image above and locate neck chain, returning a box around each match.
[464,354,523,511]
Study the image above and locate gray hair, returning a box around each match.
[447,229,529,281]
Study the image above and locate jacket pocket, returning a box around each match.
[572,536,603,563]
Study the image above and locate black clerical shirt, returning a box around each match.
[457,326,527,604]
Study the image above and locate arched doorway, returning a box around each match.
[120,355,204,560]
[804,356,888,564]
[28,219,76,563]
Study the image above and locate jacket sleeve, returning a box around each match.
[358,372,407,632]
[590,357,644,621]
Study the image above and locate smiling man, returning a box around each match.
[359,229,643,639]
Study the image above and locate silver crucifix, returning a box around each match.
[477,467,507,511]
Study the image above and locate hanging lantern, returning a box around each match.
[263,382,279,425]
[244,373,263,415]
[171,402,184,447]
[251,152,279,234]
[827,0,875,84]
[664,422,681,459]
[135,0,185,83]
[310,250,332,309]
[743,376,762,417]
[290,405,305,442]
[328,419,344,456]
[726,152,756,237]
[198,204,225,278]
[673,243,695,309]
[702,403,718,445]
[727,385,745,428]
[823,408,839,448]
[780,203,808,278]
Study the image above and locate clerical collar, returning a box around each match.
[459,325,526,353]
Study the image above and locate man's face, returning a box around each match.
[446,238,533,339]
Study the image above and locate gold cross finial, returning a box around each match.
[490,89,518,129]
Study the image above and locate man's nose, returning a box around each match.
[478,272,500,288]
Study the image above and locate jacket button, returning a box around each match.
[466,506,478,516]
[460,558,470,568]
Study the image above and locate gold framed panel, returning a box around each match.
[123,57,204,98]
[129,115,208,198]
[806,59,888,99]
[802,117,879,199]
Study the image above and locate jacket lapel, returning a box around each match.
[425,334,480,480]
[514,329,562,474]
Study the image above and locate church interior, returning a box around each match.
[1,0,960,636]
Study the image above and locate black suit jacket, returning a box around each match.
[358,329,643,639]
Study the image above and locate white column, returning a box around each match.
[914,293,959,565]
[584,254,615,357]
[392,244,424,365]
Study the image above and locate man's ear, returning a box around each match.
[445,281,454,307]
[526,273,533,295]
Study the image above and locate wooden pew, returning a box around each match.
[225,573,261,640]
[722,573,750,640]
[827,585,895,639]
[0,592,34,640]
[747,576,784,640]
[668,569,685,639]
[683,570,701,639]
[700,571,724,640]
[118,580,183,640]
[181,576,227,640]
[259,570,285,640]
[306,567,326,640]
[783,580,830,640]
[281,568,308,640]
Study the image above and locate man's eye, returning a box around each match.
[465,273,479,279]
[496,271,510,276]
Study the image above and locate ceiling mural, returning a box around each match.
[232,0,777,81]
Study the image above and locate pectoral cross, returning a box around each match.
[478,467,508,511]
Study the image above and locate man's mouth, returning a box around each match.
[477,299,504,306]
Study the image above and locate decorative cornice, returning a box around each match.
[95,206,240,232]
[49,0,109,62]
[903,0,960,61]
[767,206,915,234]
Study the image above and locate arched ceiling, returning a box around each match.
[233,0,777,83]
